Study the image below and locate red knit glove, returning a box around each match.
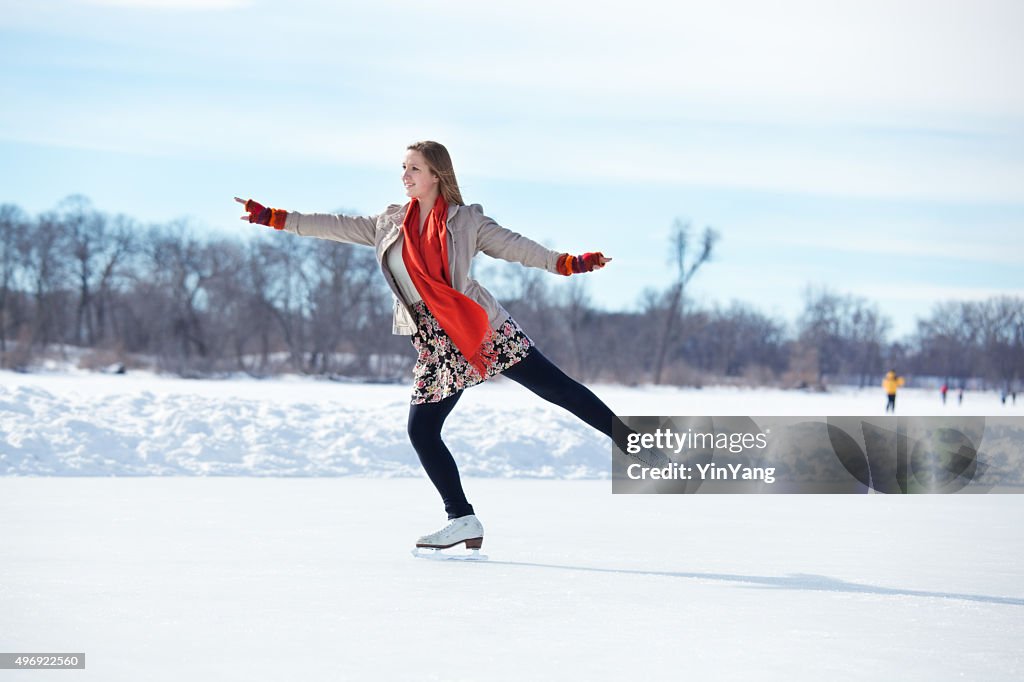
[557,252,605,276]
[239,198,288,230]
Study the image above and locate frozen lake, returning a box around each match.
[1,478,1022,681]
[2,370,1022,679]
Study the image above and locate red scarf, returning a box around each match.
[402,195,496,378]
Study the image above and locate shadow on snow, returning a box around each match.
[476,561,1024,607]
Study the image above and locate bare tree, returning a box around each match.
[796,287,891,387]
[912,301,978,386]
[252,234,312,372]
[232,237,286,374]
[24,211,73,353]
[17,195,1024,392]
[58,195,101,346]
[652,219,718,385]
[138,224,217,372]
[846,300,891,387]
[977,297,1024,389]
[0,204,28,355]
[93,214,138,348]
[304,240,381,374]
[683,302,789,380]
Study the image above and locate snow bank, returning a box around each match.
[2,370,1021,477]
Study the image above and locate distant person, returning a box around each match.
[882,369,905,413]
[940,382,948,405]
[235,140,662,556]
[958,387,964,406]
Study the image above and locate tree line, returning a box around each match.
[1,197,1021,391]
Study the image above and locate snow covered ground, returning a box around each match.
[2,370,1022,680]
[3,369,1022,477]
[2,478,1021,681]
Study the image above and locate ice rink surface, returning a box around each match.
[2,478,1022,681]
[2,371,1022,679]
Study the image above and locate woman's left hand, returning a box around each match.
[558,251,613,275]
[581,252,611,271]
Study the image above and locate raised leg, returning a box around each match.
[501,348,632,452]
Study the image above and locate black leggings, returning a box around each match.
[407,347,628,519]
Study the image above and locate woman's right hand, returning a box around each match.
[234,197,287,229]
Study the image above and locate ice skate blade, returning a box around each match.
[411,547,489,561]
[415,536,483,550]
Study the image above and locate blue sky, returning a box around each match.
[2,0,1022,338]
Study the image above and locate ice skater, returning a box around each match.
[236,141,657,557]
[882,369,905,413]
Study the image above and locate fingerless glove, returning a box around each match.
[556,252,603,276]
[244,199,288,230]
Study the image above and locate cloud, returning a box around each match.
[372,0,1024,123]
[4,0,1023,204]
[851,283,1024,305]
[3,91,1022,206]
[759,221,1024,266]
[20,0,1024,122]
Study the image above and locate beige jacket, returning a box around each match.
[283,202,564,335]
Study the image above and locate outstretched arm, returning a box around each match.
[473,206,612,275]
[234,196,376,247]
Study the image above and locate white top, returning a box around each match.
[385,239,423,305]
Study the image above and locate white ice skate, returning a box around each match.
[411,515,488,561]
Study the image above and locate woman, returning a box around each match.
[235,141,662,554]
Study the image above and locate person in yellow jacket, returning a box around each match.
[882,370,905,413]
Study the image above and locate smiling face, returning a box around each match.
[402,149,440,202]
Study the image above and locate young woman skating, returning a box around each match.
[236,141,663,555]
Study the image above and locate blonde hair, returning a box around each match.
[407,140,465,206]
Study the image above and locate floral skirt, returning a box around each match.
[409,300,533,404]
